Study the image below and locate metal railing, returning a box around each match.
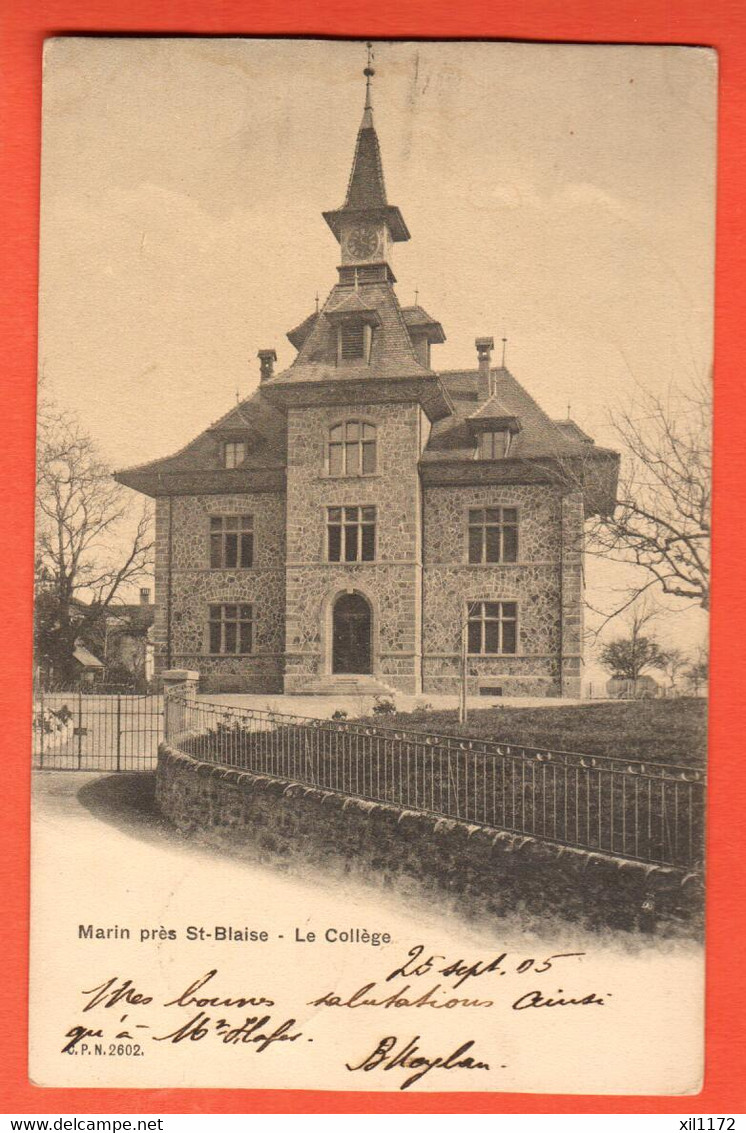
[34,686,163,770]
[165,695,705,870]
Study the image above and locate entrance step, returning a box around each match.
[292,676,398,698]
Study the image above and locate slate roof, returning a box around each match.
[322,106,409,242]
[467,390,521,427]
[207,404,262,437]
[116,363,617,517]
[107,603,156,632]
[553,418,595,444]
[325,289,382,321]
[287,311,319,351]
[345,109,388,210]
[423,367,615,464]
[265,281,435,387]
[400,305,446,343]
[115,387,287,494]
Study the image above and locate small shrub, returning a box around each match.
[331,709,348,720]
[372,696,396,715]
[33,704,73,735]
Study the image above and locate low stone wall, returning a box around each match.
[156,744,701,936]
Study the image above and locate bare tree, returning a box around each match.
[597,603,669,690]
[685,647,709,696]
[661,646,689,692]
[586,375,711,614]
[35,399,153,686]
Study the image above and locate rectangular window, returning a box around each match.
[327,506,376,562]
[362,424,377,473]
[468,507,518,563]
[340,322,365,360]
[467,601,518,655]
[209,515,254,568]
[478,431,511,459]
[328,420,377,477]
[224,441,247,468]
[208,603,253,654]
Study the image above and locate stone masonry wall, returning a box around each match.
[152,497,170,674]
[560,490,585,698]
[154,492,286,693]
[150,432,587,698]
[422,484,583,697]
[284,401,423,694]
[156,744,700,935]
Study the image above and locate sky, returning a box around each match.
[38,38,716,671]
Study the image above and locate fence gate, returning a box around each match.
[33,686,162,771]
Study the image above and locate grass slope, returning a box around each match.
[362,699,708,768]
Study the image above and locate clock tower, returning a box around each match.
[322,46,410,284]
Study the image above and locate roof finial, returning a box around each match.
[315,291,320,314]
[567,402,572,420]
[414,287,419,305]
[501,336,507,367]
[364,42,375,113]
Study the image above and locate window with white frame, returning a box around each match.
[468,507,518,563]
[208,603,253,654]
[209,515,254,568]
[467,601,518,655]
[328,420,377,476]
[327,506,376,562]
[224,441,247,468]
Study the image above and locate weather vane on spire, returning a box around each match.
[364,41,375,111]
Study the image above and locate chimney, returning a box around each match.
[140,587,151,606]
[475,336,494,401]
[258,348,277,383]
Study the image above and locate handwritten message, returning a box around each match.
[61,944,608,1090]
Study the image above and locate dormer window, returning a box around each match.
[478,430,512,460]
[337,318,375,364]
[224,441,247,468]
[340,321,366,360]
[327,302,380,365]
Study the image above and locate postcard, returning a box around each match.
[30,37,715,1093]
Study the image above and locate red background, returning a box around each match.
[2,0,744,1115]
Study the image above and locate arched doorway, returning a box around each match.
[332,592,372,674]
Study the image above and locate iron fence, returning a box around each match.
[165,695,705,870]
[33,686,162,771]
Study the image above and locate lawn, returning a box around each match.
[358,698,708,769]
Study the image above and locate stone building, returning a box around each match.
[116,61,619,699]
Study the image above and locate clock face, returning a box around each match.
[345,224,381,260]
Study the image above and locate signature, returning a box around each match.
[346,1034,491,1090]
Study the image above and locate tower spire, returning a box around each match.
[322,45,410,246]
[363,41,375,123]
